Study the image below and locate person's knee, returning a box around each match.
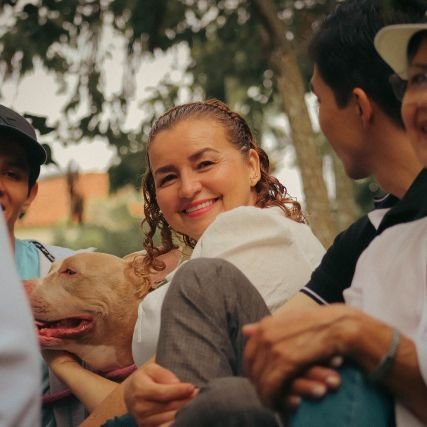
[170,258,245,298]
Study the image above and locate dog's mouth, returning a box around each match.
[36,314,95,345]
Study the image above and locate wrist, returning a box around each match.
[332,310,399,378]
[367,327,400,382]
[327,305,364,356]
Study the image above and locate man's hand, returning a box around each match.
[243,305,355,410]
[284,363,342,408]
[124,360,197,426]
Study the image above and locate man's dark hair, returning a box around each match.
[28,164,40,191]
[408,29,427,64]
[309,0,425,128]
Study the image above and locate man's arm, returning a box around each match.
[244,304,427,423]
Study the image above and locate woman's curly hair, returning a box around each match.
[141,99,305,276]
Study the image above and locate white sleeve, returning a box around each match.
[132,281,172,367]
[191,206,325,311]
[415,259,427,386]
[0,218,41,426]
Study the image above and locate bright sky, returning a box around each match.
[0,25,320,203]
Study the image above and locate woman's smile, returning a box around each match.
[182,197,220,217]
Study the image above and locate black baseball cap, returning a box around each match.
[0,104,47,183]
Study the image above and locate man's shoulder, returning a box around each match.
[378,169,427,234]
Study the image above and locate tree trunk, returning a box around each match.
[251,0,338,247]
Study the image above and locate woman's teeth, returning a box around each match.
[185,199,215,214]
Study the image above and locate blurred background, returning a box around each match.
[1,0,398,255]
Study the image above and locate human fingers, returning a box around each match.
[243,317,274,379]
[145,361,181,385]
[284,394,302,409]
[125,375,195,413]
[128,363,196,402]
[131,395,195,426]
[242,322,260,338]
[125,367,196,425]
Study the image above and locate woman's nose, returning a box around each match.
[178,173,202,198]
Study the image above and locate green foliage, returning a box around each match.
[52,221,143,257]
[108,150,147,192]
[51,191,145,256]
[0,0,335,192]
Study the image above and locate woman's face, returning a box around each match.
[148,117,261,241]
[402,35,427,167]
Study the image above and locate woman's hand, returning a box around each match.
[124,359,197,426]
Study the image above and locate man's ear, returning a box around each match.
[353,88,373,128]
[22,183,38,213]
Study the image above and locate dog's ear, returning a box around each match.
[124,254,151,299]
[130,254,146,278]
[125,250,182,300]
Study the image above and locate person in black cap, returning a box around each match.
[0,104,86,426]
[0,103,73,283]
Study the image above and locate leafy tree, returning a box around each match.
[1,0,366,245]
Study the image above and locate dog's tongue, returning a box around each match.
[37,315,94,340]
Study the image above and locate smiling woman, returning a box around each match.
[141,99,305,271]
[44,99,324,427]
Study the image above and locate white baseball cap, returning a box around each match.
[374,23,427,79]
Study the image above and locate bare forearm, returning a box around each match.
[80,381,128,427]
[50,362,119,412]
[342,311,427,422]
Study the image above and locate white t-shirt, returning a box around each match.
[133,206,325,366]
[0,218,41,427]
[344,217,427,427]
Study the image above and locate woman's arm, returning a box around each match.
[79,381,127,427]
[78,358,196,427]
[43,351,119,413]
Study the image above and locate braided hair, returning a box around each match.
[141,99,305,275]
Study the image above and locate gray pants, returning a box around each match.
[156,258,279,427]
[156,258,393,427]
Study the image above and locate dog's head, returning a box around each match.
[25,250,181,370]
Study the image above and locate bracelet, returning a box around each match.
[367,327,400,382]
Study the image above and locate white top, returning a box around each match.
[133,206,325,366]
[0,218,41,426]
[344,217,427,427]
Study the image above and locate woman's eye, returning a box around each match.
[159,174,176,186]
[197,160,214,170]
[408,72,427,88]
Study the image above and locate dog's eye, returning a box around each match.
[61,268,76,276]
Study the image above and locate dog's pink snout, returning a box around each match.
[22,280,36,297]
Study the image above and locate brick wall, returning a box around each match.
[18,173,109,228]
